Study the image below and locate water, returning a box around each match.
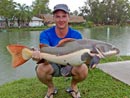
[0,26,130,85]
[0,31,40,85]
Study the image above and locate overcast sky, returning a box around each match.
[13,0,86,12]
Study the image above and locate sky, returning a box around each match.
[13,0,86,12]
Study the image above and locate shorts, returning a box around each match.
[51,63,73,77]
[51,63,63,77]
[35,62,73,77]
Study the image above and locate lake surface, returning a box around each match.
[0,26,130,85]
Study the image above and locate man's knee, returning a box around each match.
[72,64,88,79]
[81,64,88,75]
[36,63,54,76]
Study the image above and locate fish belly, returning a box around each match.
[41,49,91,66]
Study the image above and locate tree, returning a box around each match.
[103,0,130,25]
[0,0,16,27]
[14,3,33,27]
[80,0,130,25]
[72,10,79,16]
[32,0,51,15]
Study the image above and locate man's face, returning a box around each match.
[53,10,69,29]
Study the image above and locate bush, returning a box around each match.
[85,21,94,28]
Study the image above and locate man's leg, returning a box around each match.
[35,63,55,97]
[70,64,88,97]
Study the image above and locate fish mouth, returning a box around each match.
[95,47,120,58]
[112,48,120,54]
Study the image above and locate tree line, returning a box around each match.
[0,0,130,27]
[79,0,130,25]
[0,0,50,27]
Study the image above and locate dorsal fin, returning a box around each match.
[56,38,76,47]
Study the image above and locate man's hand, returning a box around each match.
[32,50,42,61]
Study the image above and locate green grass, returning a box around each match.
[100,55,130,63]
[0,56,130,98]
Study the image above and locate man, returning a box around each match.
[32,4,88,98]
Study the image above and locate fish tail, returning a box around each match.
[6,45,32,68]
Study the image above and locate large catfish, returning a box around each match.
[7,38,119,68]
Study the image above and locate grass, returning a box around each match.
[0,56,130,98]
[100,55,130,63]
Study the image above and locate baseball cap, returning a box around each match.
[53,4,70,13]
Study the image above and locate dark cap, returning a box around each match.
[53,4,70,13]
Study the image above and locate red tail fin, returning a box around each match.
[6,45,30,68]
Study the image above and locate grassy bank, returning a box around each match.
[1,25,85,32]
[0,69,130,98]
[0,56,130,98]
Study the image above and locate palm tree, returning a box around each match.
[14,3,33,27]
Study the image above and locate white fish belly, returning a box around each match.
[41,49,91,66]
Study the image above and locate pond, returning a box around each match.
[0,26,130,85]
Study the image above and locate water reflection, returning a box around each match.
[0,26,130,85]
[106,27,110,42]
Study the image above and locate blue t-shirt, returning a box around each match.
[40,26,82,46]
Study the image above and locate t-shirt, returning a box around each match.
[40,26,82,47]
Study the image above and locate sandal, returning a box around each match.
[66,87,81,98]
[44,88,58,98]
